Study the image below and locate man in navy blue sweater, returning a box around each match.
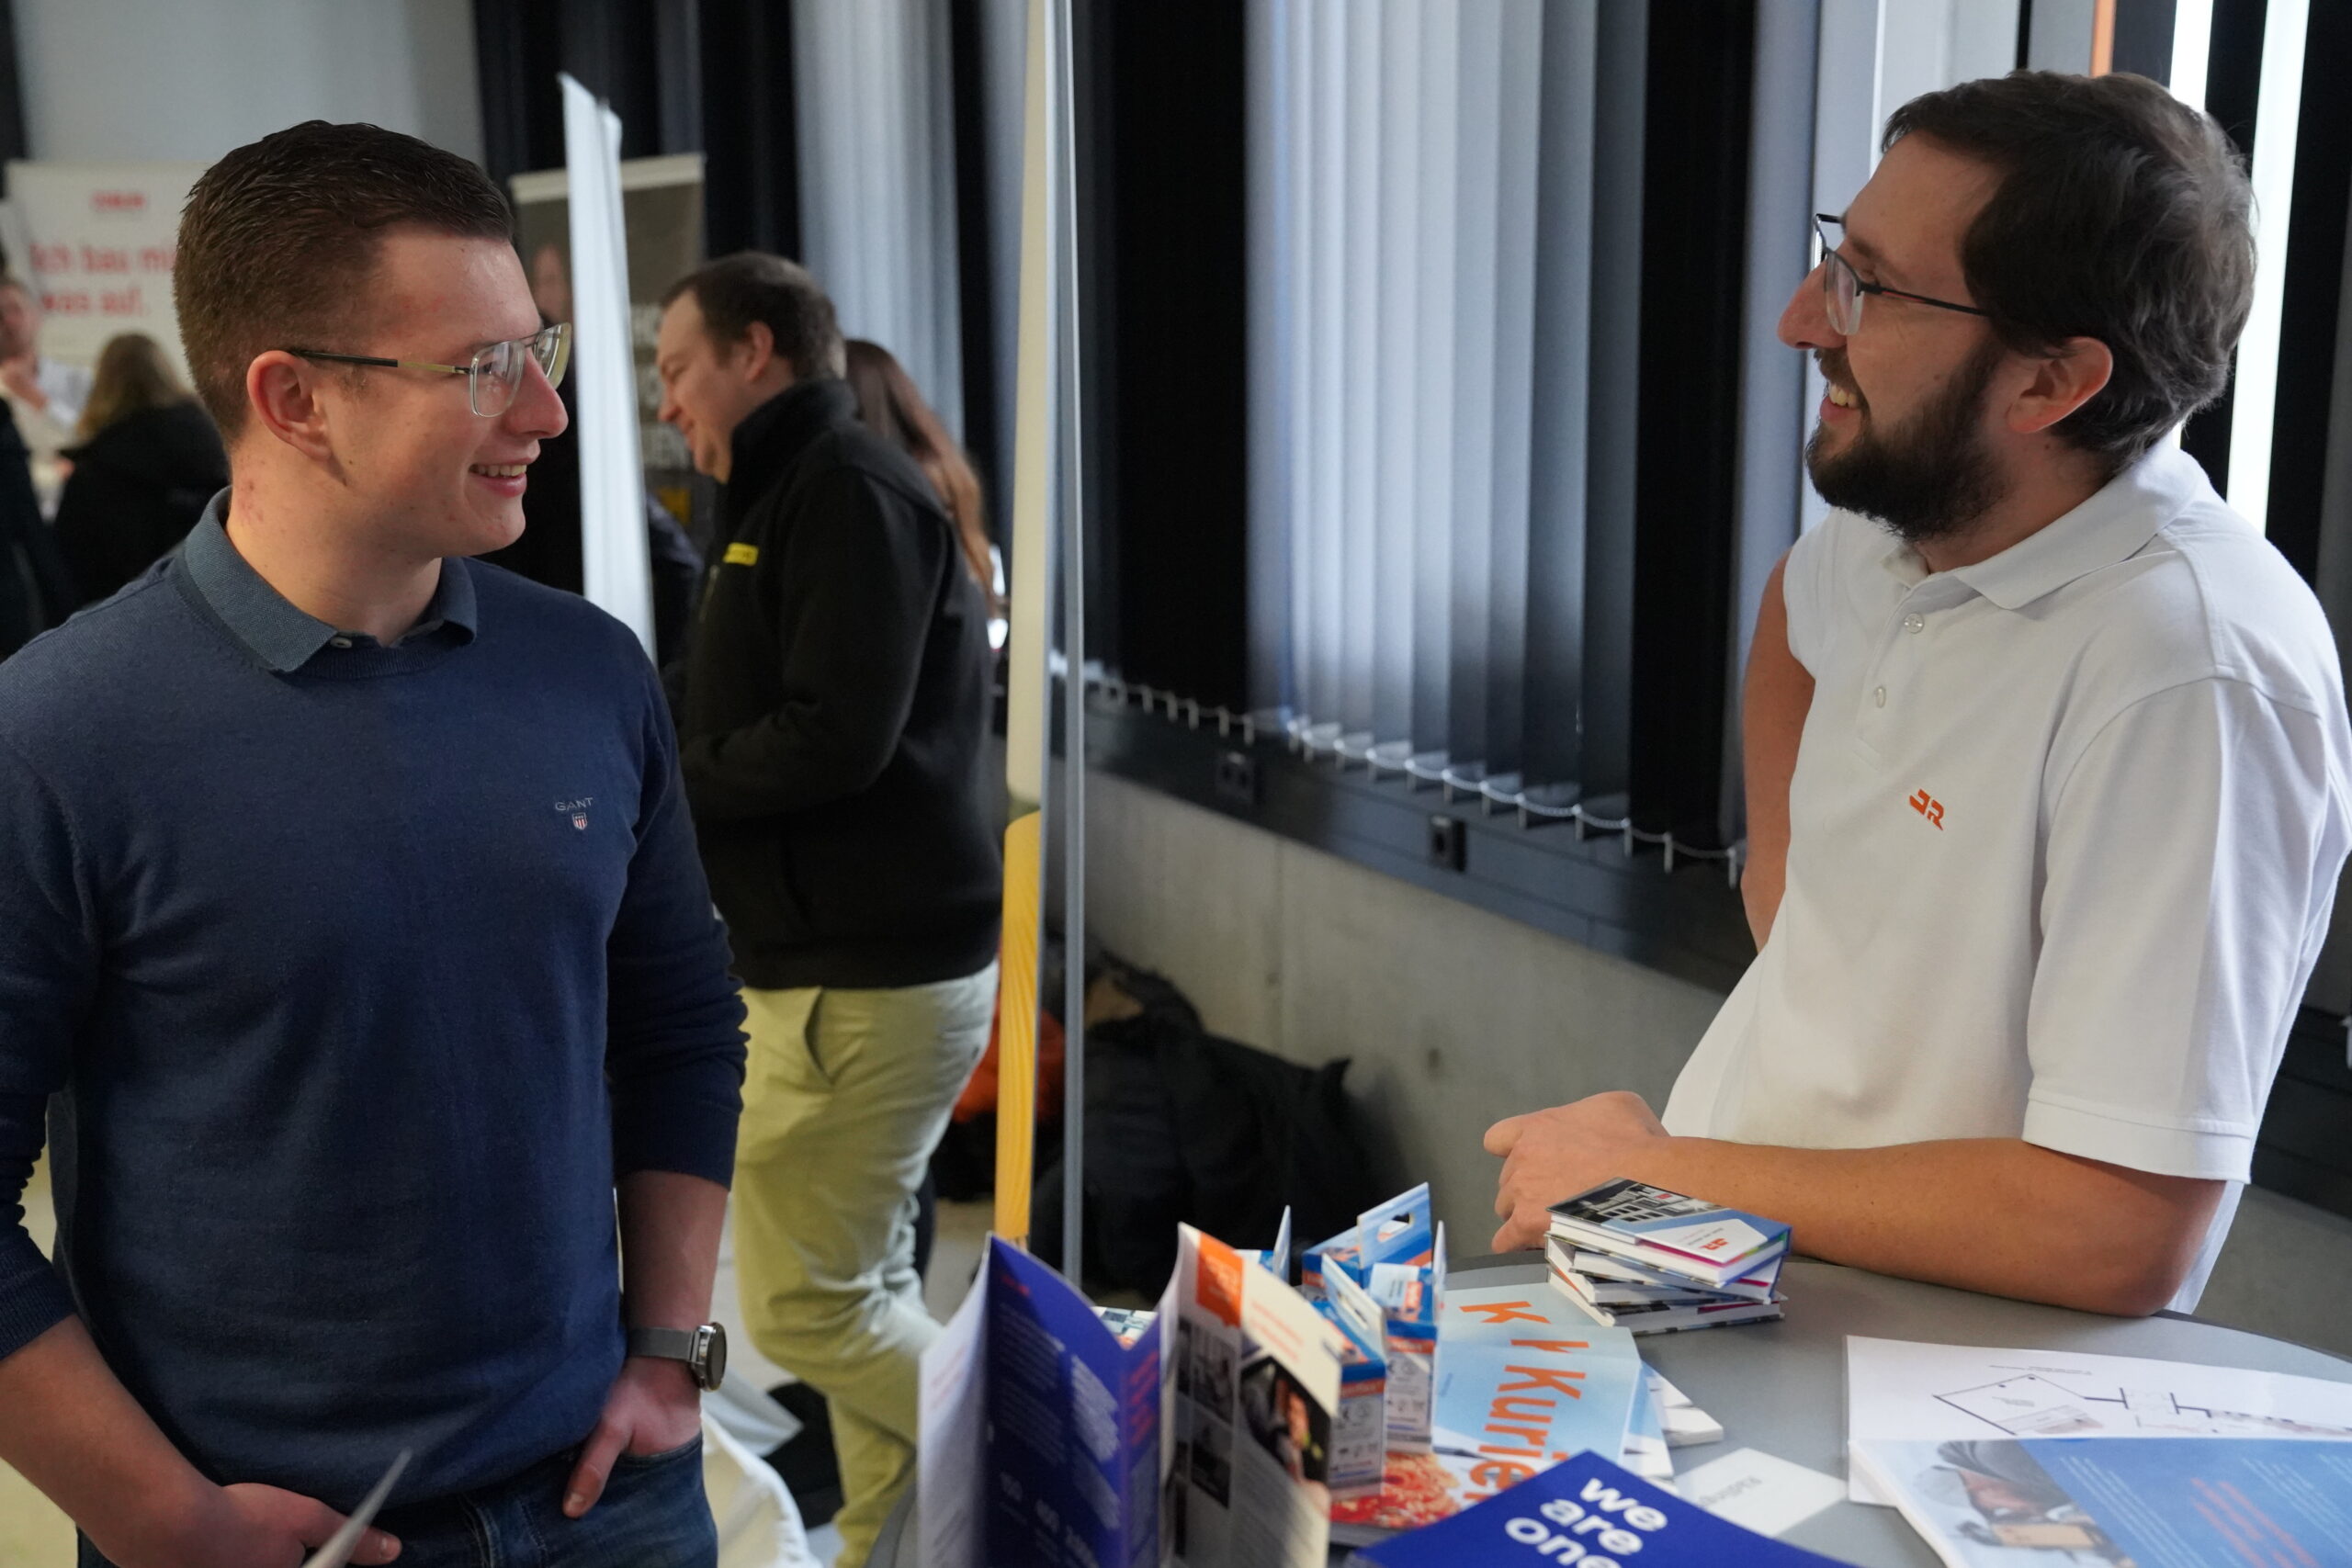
[0,123,746,1567]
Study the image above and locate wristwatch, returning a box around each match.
[626,1322,729,1393]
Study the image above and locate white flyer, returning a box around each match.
[1844,1335,2352,1504]
[915,1253,990,1568]
[1676,1448,1844,1539]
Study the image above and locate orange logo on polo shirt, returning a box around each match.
[1908,788,1945,830]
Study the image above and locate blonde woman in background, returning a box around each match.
[53,332,228,605]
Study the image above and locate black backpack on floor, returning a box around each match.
[1033,964,1380,1294]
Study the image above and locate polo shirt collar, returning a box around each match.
[1926,445,2212,612]
[179,491,479,672]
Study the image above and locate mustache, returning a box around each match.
[1815,349,1865,406]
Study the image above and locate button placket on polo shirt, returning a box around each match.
[1855,579,1969,757]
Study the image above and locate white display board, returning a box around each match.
[560,73,653,655]
[2,160,206,372]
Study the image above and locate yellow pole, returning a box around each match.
[991,812,1043,1244]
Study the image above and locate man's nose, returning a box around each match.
[507,356,569,439]
[1779,261,1843,353]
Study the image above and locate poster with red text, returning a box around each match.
[4,161,208,373]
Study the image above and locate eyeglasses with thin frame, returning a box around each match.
[1811,215,1990,336]
[285,321,571,418]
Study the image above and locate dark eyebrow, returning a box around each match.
[1831,215,1908,287]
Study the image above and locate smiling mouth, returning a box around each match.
[470,463,529,478]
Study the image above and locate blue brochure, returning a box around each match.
[1352,1450,1851,1566]
[1853,1435,2352,1567]
[977,1238,1164,1568]
[921,1228,1347,1568]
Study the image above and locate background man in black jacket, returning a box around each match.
[656,253,1001,1568]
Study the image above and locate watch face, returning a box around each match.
[699,1322,728,1391]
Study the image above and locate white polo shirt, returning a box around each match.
[1662,446,2352,1311]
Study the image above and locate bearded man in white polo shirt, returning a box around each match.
[1488,71,2352,1317]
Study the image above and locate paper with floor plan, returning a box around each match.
[1844,1335,2352,1504]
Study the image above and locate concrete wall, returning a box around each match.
[1080,769,2352,1359]
[1074,768,1726,1251]
[15,0,483,165]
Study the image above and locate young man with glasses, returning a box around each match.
[1490,72,2351,1318]
[0,121,746,1566]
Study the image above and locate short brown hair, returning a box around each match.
[1883,72,2255,470]
[175,120,513,437]
[661,253,845,381]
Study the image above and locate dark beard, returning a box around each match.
[1807,338,2007,545]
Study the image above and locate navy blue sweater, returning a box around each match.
[0,510,746,1509]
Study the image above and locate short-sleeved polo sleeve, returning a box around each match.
[2022,676,2347,1179]
[1779,514,1843,677]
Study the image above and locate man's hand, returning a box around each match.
[0,1317,401,1568]
[107,1481,401,1568]
[561,1354,704,1518]
[1486,1091,1670,1252]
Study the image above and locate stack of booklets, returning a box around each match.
[1544,1179,1791,1336]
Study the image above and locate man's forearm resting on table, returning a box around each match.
[1496,1121,2221,1317]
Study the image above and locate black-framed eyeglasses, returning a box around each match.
[286,321,571,418]
[1811,215,1989,336]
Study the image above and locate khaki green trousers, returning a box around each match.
[732,965,996,1568]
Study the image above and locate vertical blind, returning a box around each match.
[736,0,2347,886]
[793,0,967,435]
[1258,1,1562,795]
[1246,0,1753,860]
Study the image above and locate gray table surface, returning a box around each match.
[879,1254,2352,1566]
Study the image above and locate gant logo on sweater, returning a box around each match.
[555,796,594,830]
[1908,788,1945,830]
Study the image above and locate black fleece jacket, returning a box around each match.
[679,378,1001,990]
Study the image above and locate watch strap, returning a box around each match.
[627,1326,701,1363]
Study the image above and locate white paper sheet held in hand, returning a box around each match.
[1843,1335,2352,1504]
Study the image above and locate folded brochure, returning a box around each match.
[1331,1281,1646,1543]
[917,1225,1348,1568]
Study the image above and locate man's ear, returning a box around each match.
[2007,335,2113,437]
[733,321,779,385]
[245,350,340,464]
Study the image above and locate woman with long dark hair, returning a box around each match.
[842,339,1002,636]
[52,333,227,604]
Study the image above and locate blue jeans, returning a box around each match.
[81,1438,717,1568]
